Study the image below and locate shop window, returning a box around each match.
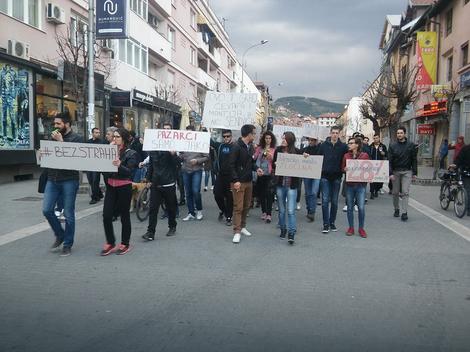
[0,0,41,28]
[36,95,62,141]
[36,74,61,96]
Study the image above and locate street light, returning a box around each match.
[241,40,269,93]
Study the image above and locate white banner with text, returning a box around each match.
[143,129,210,153]
[275,153,323,179]
[346,160,389,183]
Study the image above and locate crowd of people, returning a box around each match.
[42,112,425,256]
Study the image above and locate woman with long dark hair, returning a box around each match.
[273,132,301,244]
[101,128,138,255]
[253,131,277,223]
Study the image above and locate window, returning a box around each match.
[70,16,88,48]
[168,26,176,50]
[118,39,148,74]
[445,9,453,36]
[447,56,453,82]
[190,9,196,29]
[190,47,196,65]
[462,43,469,67]
[0,0,41,28]
[130,0,147,20]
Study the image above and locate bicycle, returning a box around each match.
[439,167,468,218]
[136,184,151,222]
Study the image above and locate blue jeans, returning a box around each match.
[304,178,320,214]
[346,184,366,228]
[42,179,79,247]
[183,170,203,215]
[320,178,342,226]
[276,186,297,234]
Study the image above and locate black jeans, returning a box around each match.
[103,184,132,246]
[148,185,177,233]
[87,171,102,200]
[177,169,185,202]
[370,182,383,194]
[462,177,470,211]
[257,175,274,215]
[213,174,233,219]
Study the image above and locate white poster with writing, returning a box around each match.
[39,140,118,172]
[272,124,303,148]
[143,129,210,153]
[346,160,389,183]
[202,92,258,130]
[275,153,323,179]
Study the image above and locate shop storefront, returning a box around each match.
[109,89,181,136]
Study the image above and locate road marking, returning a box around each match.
[409,198,470,243]
[0,206,102,247]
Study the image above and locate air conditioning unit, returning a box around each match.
[46,3,66,24]
[101,39,113,51]
[8,40,30,60]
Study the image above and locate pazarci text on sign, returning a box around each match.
[202,92,258,130]
[275,153,323,179]
[39,140,118,172]
[346,160,389,183]
[143,129,210,153]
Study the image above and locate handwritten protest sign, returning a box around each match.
[302,124,330,140]
[143,129,210,153]
[346,160,389,183]
[202,92,258,130]
[272,124,303,147]
[39,140,118,172]
[275,153,323,179]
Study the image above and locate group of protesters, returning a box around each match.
[41,112,420,256]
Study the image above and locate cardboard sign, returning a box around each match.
[302,124,330,140]
[39,140,118,172]
[272,124,303,147]
[346,160,389,183]
[143,129,210,153]
[202,92,258,129]
[275,153,323,179]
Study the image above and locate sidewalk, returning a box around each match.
[0,180,98,236]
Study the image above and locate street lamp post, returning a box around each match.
[241,40,268,93]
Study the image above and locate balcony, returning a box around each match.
[150,0,172,17]
[197,32,221,67]
[197,68,217,90]
[129,11,171,62]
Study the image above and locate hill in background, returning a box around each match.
[274,96,345,116]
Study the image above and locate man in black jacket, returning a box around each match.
[389,126,417,221]
[229,124,264,244]
[456,143,470,215]
[369,134,388,199]
[87,127,104,204]
[302,137,321,222]
[42,112,83,256]
[318,126,348,233]
[212,129,235,226]
[142,148,179,240]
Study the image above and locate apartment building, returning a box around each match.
[0,0,259,182]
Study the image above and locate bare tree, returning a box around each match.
[154,83,181,126]
[359,89,391,135]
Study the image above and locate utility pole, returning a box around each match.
[87,0,95,138]
[241,40,268,93]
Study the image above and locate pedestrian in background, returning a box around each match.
[273,132,300,244]
[388,126,417,222]
[449,136,465,163]
[101,128,138,256]
[342,136,369,238]
[302,137,321,222]
[87,127,104,204]
[253,130,276,223]
[439,139,449,170]
[369,134,387,199]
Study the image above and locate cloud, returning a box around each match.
[211,0,407,103]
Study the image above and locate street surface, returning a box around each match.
[1,180,470,352]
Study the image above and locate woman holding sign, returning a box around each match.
[342,137,369,238]
[101,128,138,255]
[273,132,301,245]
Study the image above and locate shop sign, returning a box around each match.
[417,124,435,135]
[431,84,452,99]
[421,100,447,117]
[110,91,131,107]
[96,0,129,39]
[416,32,438,90]
[132,89,181,114]
[461,71,470,89]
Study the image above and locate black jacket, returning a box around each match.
[105,148,138,180]
[47,130,83,182]
[388,139,418,175]
[318,139,348,180]
[456,144,470,172]
[129,138,147,163]
[369,143,388,160]
[301,144,320,156]
[211,139,234,176]
[229,138,257,183]
[273,147,301,189]
[146,151,178,185]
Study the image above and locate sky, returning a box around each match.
[210,0,408,103]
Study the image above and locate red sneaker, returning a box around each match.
[116,244,131,255]
[100,244,116,256]
[346,227,354,236]
[358,228,367,238]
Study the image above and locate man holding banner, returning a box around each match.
[42,112,83,257]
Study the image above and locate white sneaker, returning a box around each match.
[204,187,208,192]
[55,210,62,217]
[380,189,385,194]
[354,205,358,212]
[232,233,241,243]
[182,214,195,221]
[296,202,301,210]
[196,211,203,220]
[210,186,214,190]
[342,205,348,212]
[241,228,252,237]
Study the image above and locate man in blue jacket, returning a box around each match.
[318,126,348,233]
